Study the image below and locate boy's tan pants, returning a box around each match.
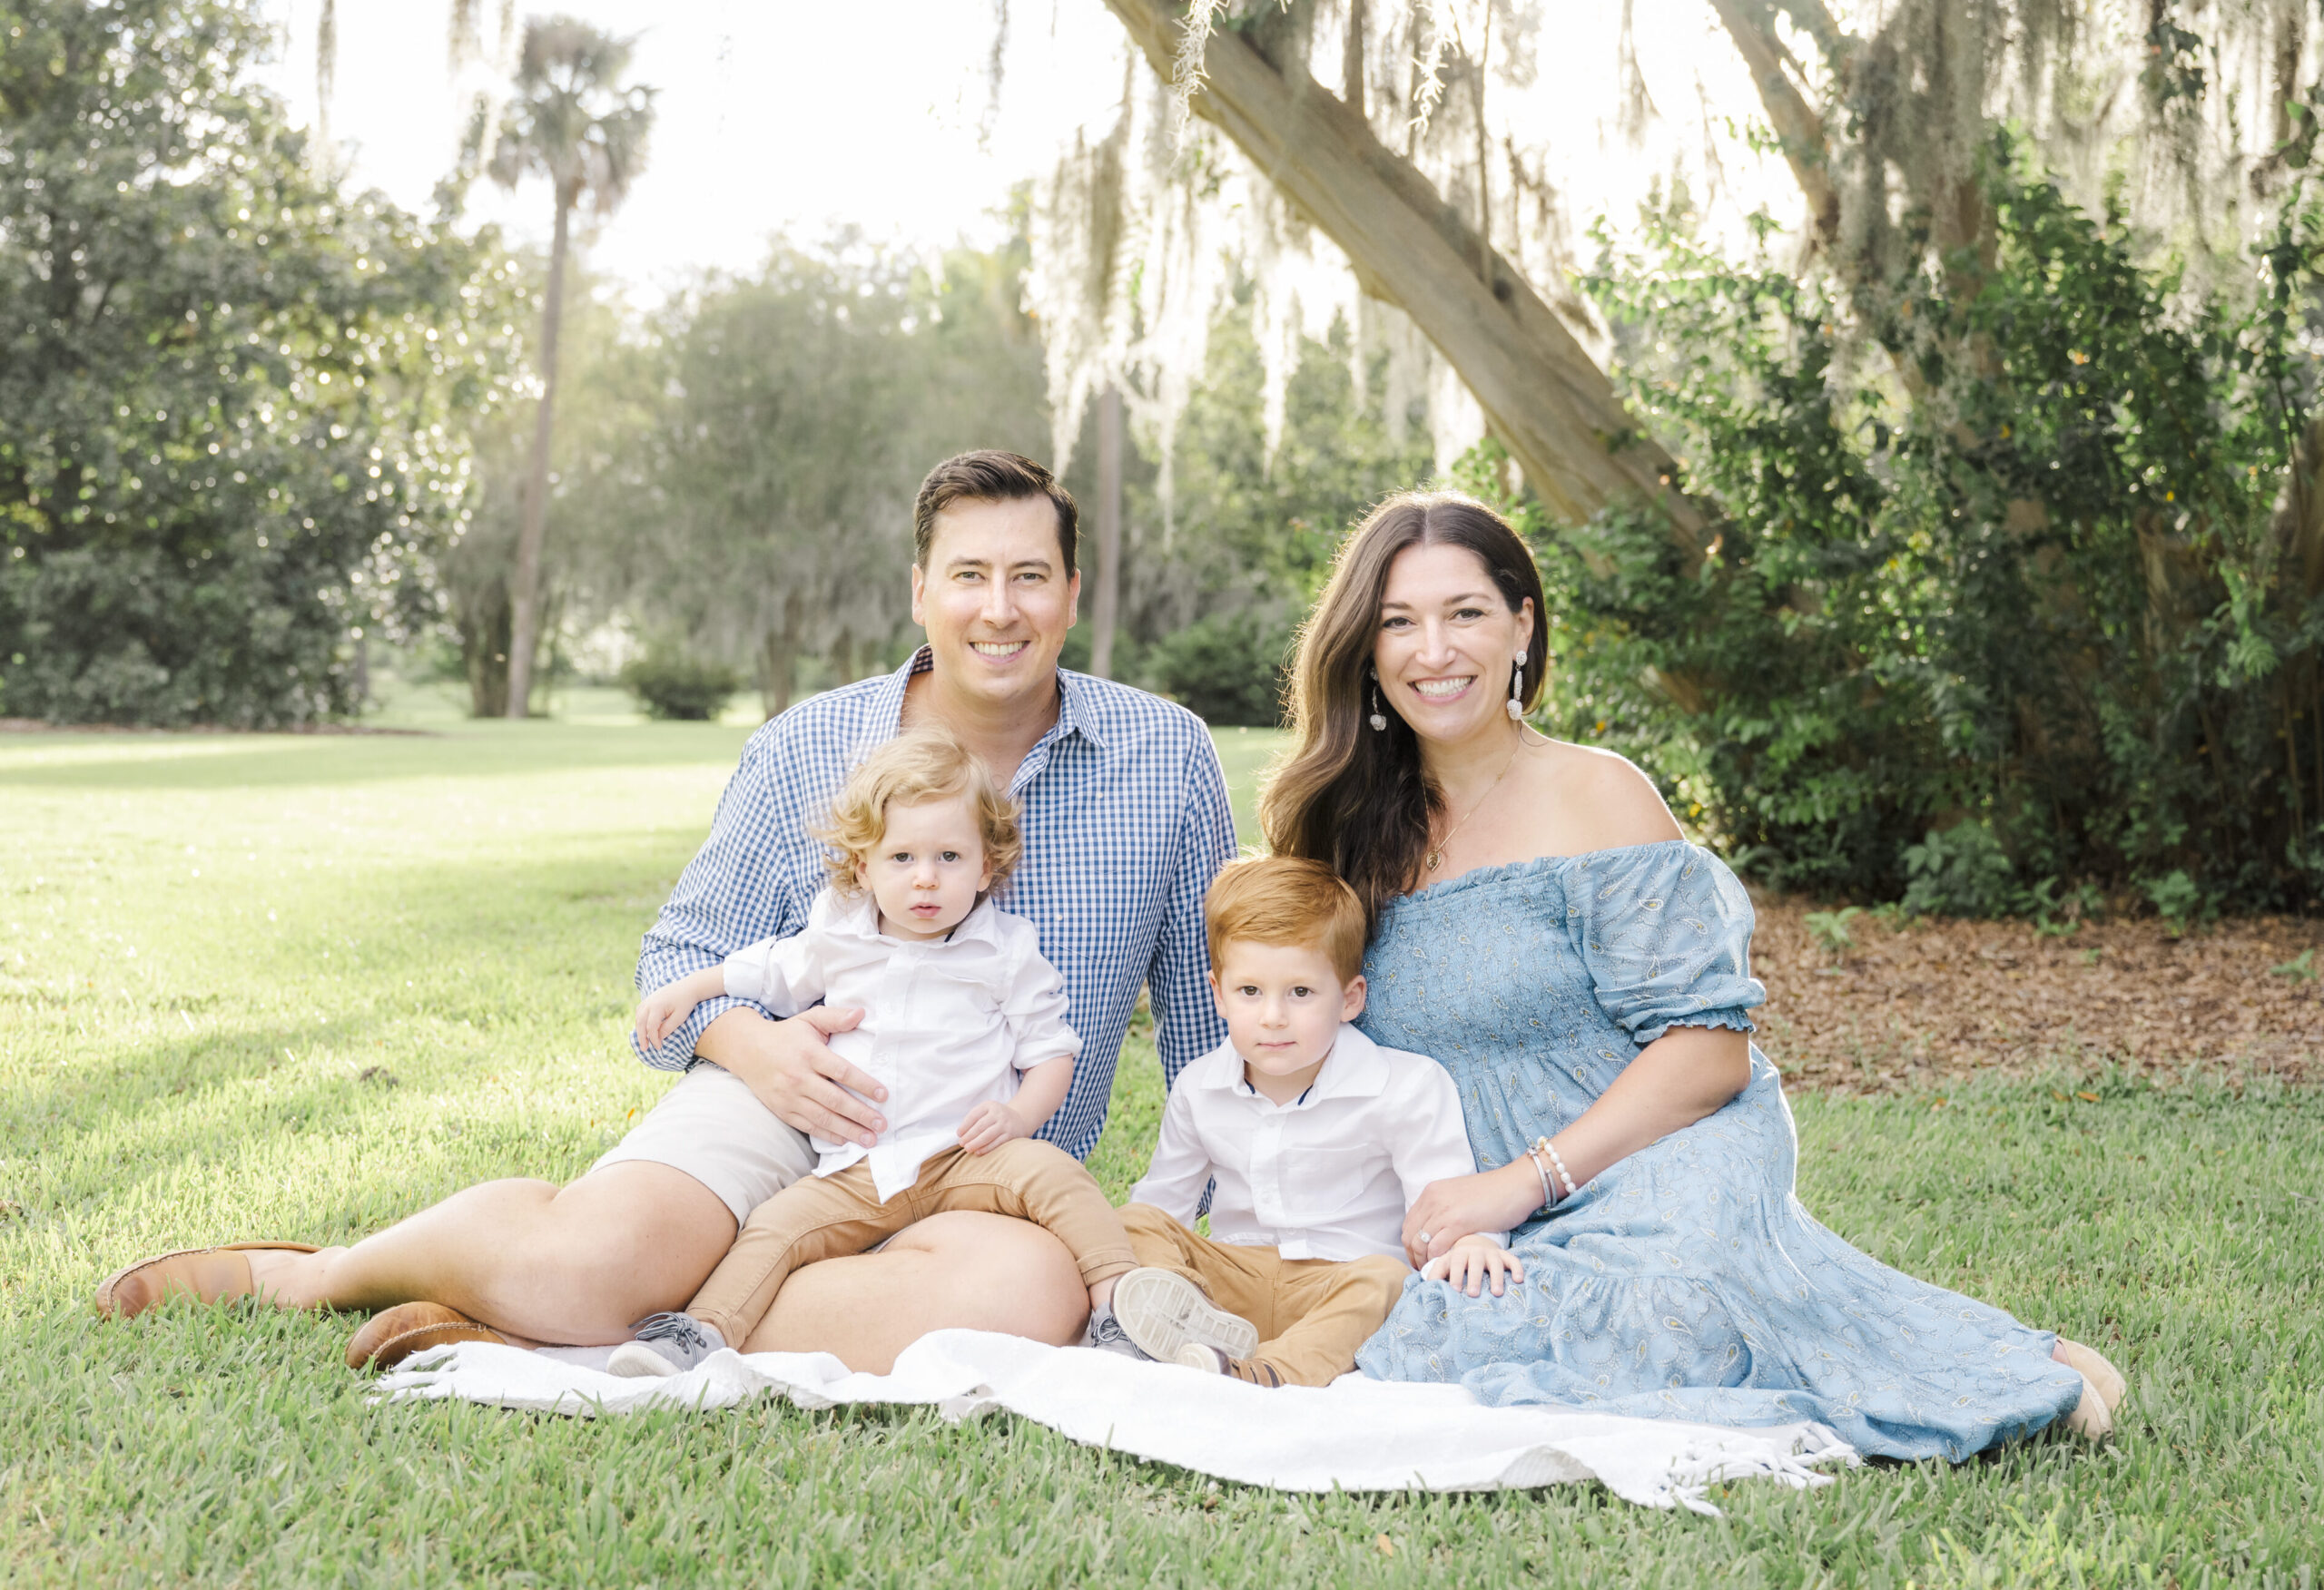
[687,1139,1137,1351]
[1118,1202,1408,1388]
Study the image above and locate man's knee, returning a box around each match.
[527,1164,735,1290]
[886,1211,1088,1343]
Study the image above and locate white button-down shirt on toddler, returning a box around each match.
[1127,1023,1500,1264]
[722,887,1079,1202]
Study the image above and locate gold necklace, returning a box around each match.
[1425,737,1523,873]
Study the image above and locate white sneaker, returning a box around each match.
[606,1311,726,1379]
[607,1340,682,1379]
[1110,1267,1258,1366]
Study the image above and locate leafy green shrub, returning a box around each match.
[1146,610,1295,727]
[1488,132,2324,916]
[1803,906,1863,965]
[0,0,507,727]
[620,650,740,721]
[2141,869,2201,934]
[1900,824,2019,919]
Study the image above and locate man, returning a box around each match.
[96,451,1236,1372]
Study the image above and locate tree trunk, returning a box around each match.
[1089,384,1125,678]
[1100,0,1708,554]
[462,578,512,719]
[505,187,572,720]
[758,597,801,719]
[1704,0,1838,244]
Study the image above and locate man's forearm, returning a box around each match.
[693,1006,775,1073]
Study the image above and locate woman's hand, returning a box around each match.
[1423,1235,1526,1298]
[1401,1161,1542,1269]
[957,1100,1030,1155]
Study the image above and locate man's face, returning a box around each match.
[911,495,1079,713]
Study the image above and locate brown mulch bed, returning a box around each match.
[1749,899,2323,1092]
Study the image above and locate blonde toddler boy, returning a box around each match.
[610,729,1137,1376]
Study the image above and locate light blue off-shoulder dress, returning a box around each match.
[1352,840,2088,1460]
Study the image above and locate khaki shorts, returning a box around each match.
[589,1065,817,1225]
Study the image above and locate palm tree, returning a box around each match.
[487,16,655,719]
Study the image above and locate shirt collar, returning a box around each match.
[870,645,1108,757]
[827,885,1002,948]
[1199,1024,1390,1104]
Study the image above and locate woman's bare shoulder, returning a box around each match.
[1540,741,1683,852]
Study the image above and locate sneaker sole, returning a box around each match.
[1111,1268,1258,1364]
[606,1341,682,1379]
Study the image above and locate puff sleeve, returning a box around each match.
[1563,842,1765,1045]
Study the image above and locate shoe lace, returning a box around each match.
[631,1310,717,1354]
[1086,1312,1133,1347]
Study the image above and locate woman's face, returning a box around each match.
[1372,541,1533,749]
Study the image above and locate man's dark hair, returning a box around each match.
[911,451,1078,574]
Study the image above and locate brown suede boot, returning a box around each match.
[94,1242,320,1319]
[346,1301,508,1369]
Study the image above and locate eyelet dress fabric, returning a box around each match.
[1351,840,2088,1461]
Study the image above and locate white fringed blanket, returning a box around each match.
[372,1328,1856,1513]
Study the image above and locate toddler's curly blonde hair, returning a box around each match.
[814,728,1023,896]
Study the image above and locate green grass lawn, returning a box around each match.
[2,712,2319,1586]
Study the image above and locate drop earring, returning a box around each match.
[1506,651,1527,721]
[1368,672,1387,732]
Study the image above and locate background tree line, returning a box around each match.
[13,0,2324,922]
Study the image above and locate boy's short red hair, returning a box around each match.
[1204,856,1367,984]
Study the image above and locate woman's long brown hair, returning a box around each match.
[1259,491,1551,935]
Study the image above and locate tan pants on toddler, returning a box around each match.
[686,1139,1137,1351]
[1118,1202,1408,1388]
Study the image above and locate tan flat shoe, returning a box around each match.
[346,1301,508,1370]
[2061,1371,2115,1438]
[2053,1338,2127,1414]
[94,1242,321,1320]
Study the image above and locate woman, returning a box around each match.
[1262,490,2124,1459]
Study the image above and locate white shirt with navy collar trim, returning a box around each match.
[1128,1024,1499,1265]
[723,886,1078,1202]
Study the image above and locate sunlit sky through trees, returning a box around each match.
[257,0,1782,300]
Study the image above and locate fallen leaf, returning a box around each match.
[1376,1535,1396,1557]
[2076,1090,2100,1103]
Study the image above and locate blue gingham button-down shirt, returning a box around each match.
[633,647,1236,1161]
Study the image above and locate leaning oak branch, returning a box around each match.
[1101,0,1709,553]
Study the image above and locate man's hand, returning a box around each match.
[956,1100,1030,1155]
[695,1006,885,1146]
[1422,1235,1526,1298]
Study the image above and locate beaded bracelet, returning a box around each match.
[1532,1135,1579,1198]
[1522,1143,1555,1210]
